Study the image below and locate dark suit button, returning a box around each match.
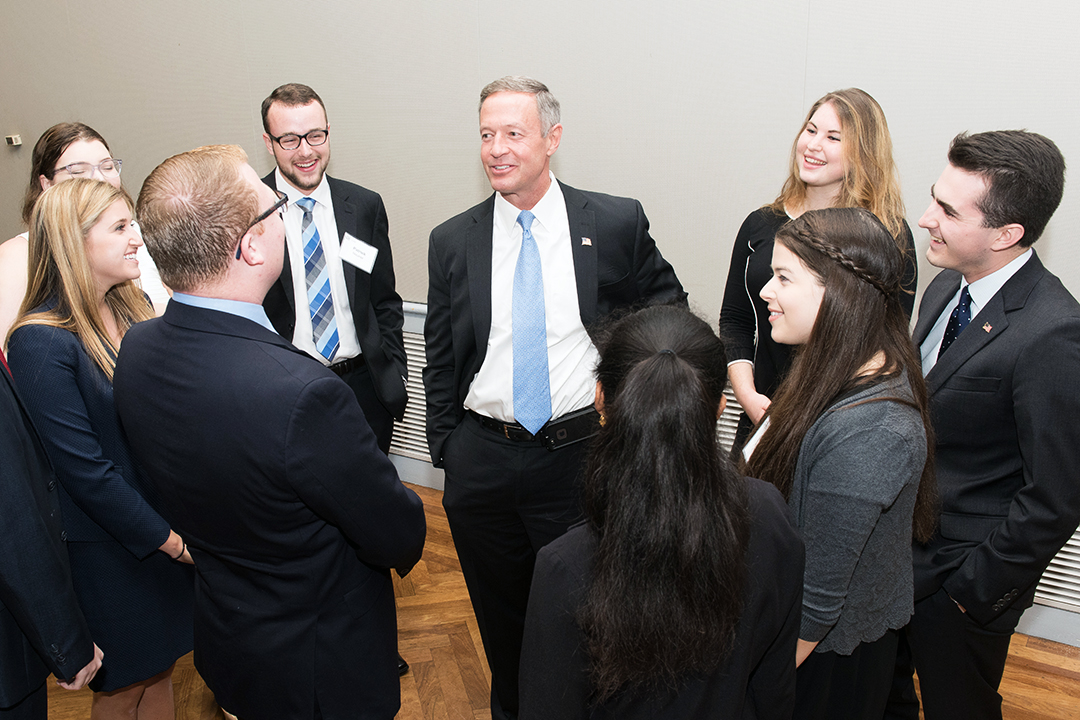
[60,531,67,541]
[48,479,56,491]
[56,654,65,663]
[50,644,59,653]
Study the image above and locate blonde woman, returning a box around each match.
[7,179,193,720]
[719,88,915,453]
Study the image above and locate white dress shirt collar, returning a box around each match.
[493,173,563,239]
[275,167,333,209]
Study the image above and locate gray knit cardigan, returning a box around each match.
[788,374,927,655]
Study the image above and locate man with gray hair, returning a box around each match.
[115,145,425,720]
[424,76,686,719]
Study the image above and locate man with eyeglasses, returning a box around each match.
[114,144,425,720]
[260,83,407,458]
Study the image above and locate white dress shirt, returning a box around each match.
[465,174,599,424]
[276,169,361,365]
[920,249,1032,374]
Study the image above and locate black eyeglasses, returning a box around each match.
[236,190,288,259]
[267,128,329,151]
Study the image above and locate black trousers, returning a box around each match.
[0,682,46,720]
[794,629,899,720]
[339,362,395,456]
[441,414,587,720]
[886,587,1016,720]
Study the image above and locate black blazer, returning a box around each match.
[912,252,1080,627]
[0,362,93,707]
[114,302,426,720]
[519,478,804,719]
[262,172,408,420]
[423,182,686,465]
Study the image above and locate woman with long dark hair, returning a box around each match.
[7,179,193,720]
[719,88,916,453]
[742,207,936,719]
[520,304,804,719]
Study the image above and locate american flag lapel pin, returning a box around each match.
[581,237,592,246]
[983,322,992,333]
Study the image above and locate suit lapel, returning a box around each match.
[467,199,495,356]
[926,293,1009,394]
[924,253,1044,394]
[263,172,296,311]
[561,183,598,325]
[914,270,959,346]
[328,177,362,309]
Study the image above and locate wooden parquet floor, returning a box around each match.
[46,482,1080,720]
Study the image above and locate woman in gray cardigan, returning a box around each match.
[742,207,937,720]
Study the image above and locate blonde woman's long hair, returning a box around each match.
[771,88,907,240]
[9,178,152,379]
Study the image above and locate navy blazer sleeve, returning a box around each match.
[423,227,459,468]
[7,324,170,558]
[0,368,94,702]
[285,376,425,572]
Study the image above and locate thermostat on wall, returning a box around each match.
[6,135,22,146]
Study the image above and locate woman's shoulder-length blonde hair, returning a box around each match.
[9,178,153,379]
[771,88,906,240]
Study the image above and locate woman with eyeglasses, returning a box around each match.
[718,89,916,456]
[7,178,194,720]
[0,123,170,344]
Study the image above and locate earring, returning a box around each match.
[599,413,606,427]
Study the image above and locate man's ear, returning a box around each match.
[990,223,1026,252]
[236,227,267,266]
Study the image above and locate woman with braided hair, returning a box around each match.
[740,207,936,719]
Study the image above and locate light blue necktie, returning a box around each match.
[513,210,551,435]
[296,197,339,361]
[938,285,972,359]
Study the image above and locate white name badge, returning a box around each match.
[340,233,378,274]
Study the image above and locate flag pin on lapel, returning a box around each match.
[983,322,992,332]
[581,237,592,246]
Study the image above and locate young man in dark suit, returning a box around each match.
[260,83,407,456]
[889,130,1080,719]
[115,145,425,720]
[0,351,101,718]
[423,76,686,720]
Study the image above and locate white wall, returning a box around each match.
[2,0,1078,312]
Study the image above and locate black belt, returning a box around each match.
[329,355,366,376]
[468,406,600,450]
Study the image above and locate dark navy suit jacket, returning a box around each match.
[0,359,93,707]
[912,252,1080,627]
[114,302,426,720]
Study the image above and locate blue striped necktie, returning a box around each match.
[296,197,339,361]
[513,210,552,435]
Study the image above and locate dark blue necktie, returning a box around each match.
[938,286,972,359]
